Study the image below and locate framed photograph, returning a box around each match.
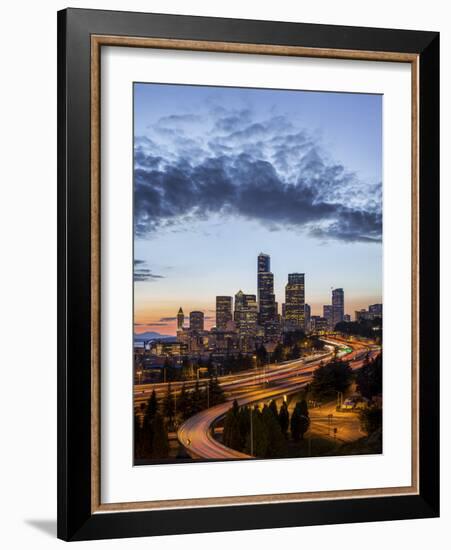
[57,8,439,541]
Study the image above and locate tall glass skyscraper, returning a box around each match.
[234,290,258,336]
[216,296,232,330]
[189,311,204,331]
[257,253,277,324]
[285,273,305,330]
[323,304,333,329]
[332,288,344,328]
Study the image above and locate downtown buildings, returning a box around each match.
[169,253,355,358]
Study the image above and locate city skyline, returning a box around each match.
[134,83,382,336]
[135,248,382,335]
[136,251,381,337]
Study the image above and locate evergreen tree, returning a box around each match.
[310,359,353,400]
[206,355,215,377]
[178,383,190,420]
[181,357,192,380]
[269,399,279,419]
[208,376,225,406]
[163,384,175,426]
[245,407,268,457]
[290,344,301,360]
[237,406,251,447]
[134,411,144,459]
[356,353,382,399]
[144,389,158,428]
[191,380,204,415]
[359,406,382,435]
[291,399,310,441]
[262,405,286,457]
[223,399,240,449]
[272,343,285,363]
[256,345,267,367]
[151,413,169,458]
[278,401,290,437]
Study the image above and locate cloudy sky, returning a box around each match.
[134,83,382,335]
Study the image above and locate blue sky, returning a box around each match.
[133,83,382,335]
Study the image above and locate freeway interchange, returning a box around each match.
[134,337,380,461]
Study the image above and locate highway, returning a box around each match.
[176,340,379,460]
[133,350,332,405]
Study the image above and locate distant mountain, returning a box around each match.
[134,332,176,342]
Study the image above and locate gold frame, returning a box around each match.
[90,35,419,514]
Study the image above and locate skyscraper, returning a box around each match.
[234,290,258,336]
[189,311,204,331]
[285,273,305,331]
[216,296,232,330]
[258,252,270,273]
[332,288,344,328]
[257,253,277,324]
[323,305,333,329]
[177,307,184,329]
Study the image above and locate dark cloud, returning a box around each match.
[134,109,381,243]
[134,259,165,282]
[159,317,177,322]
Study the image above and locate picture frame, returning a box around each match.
[57,8,439,541]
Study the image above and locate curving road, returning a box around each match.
[177,340,380,460]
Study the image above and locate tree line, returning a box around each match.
[335,318,382,340]
[134,376,226,460]
[222,397,310,458]
[134,389,169,459]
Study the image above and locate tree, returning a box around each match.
[289,343,301,360]
[262,405,286,457]
[245,407,268,457]
[309,336,325,350]
[163,384,175,426]
[283,329,306,347]
[206,355,215,377]
[272,343,285,363]
[134,411,144,459]
[291,400,310,441]
[255,345,267,367]
[310,360,353,400]
[356,354,382,399]
[335,318,383,340]
[268,399,279,419]
[208,376,225,406]
[278,401,290,437]
[177,383,190,420]
[163,356,178,381]
[223,400,241,450]
[144,389,158,428]
[151,413,169,458]
[191,380,204,415]
[359,406,382,435]
[181,357,193,380]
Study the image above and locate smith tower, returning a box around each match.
[177,307,184,329]
[257,253,277,325]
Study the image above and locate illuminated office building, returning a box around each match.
[216,296,233,330]
[285,273,305,330]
